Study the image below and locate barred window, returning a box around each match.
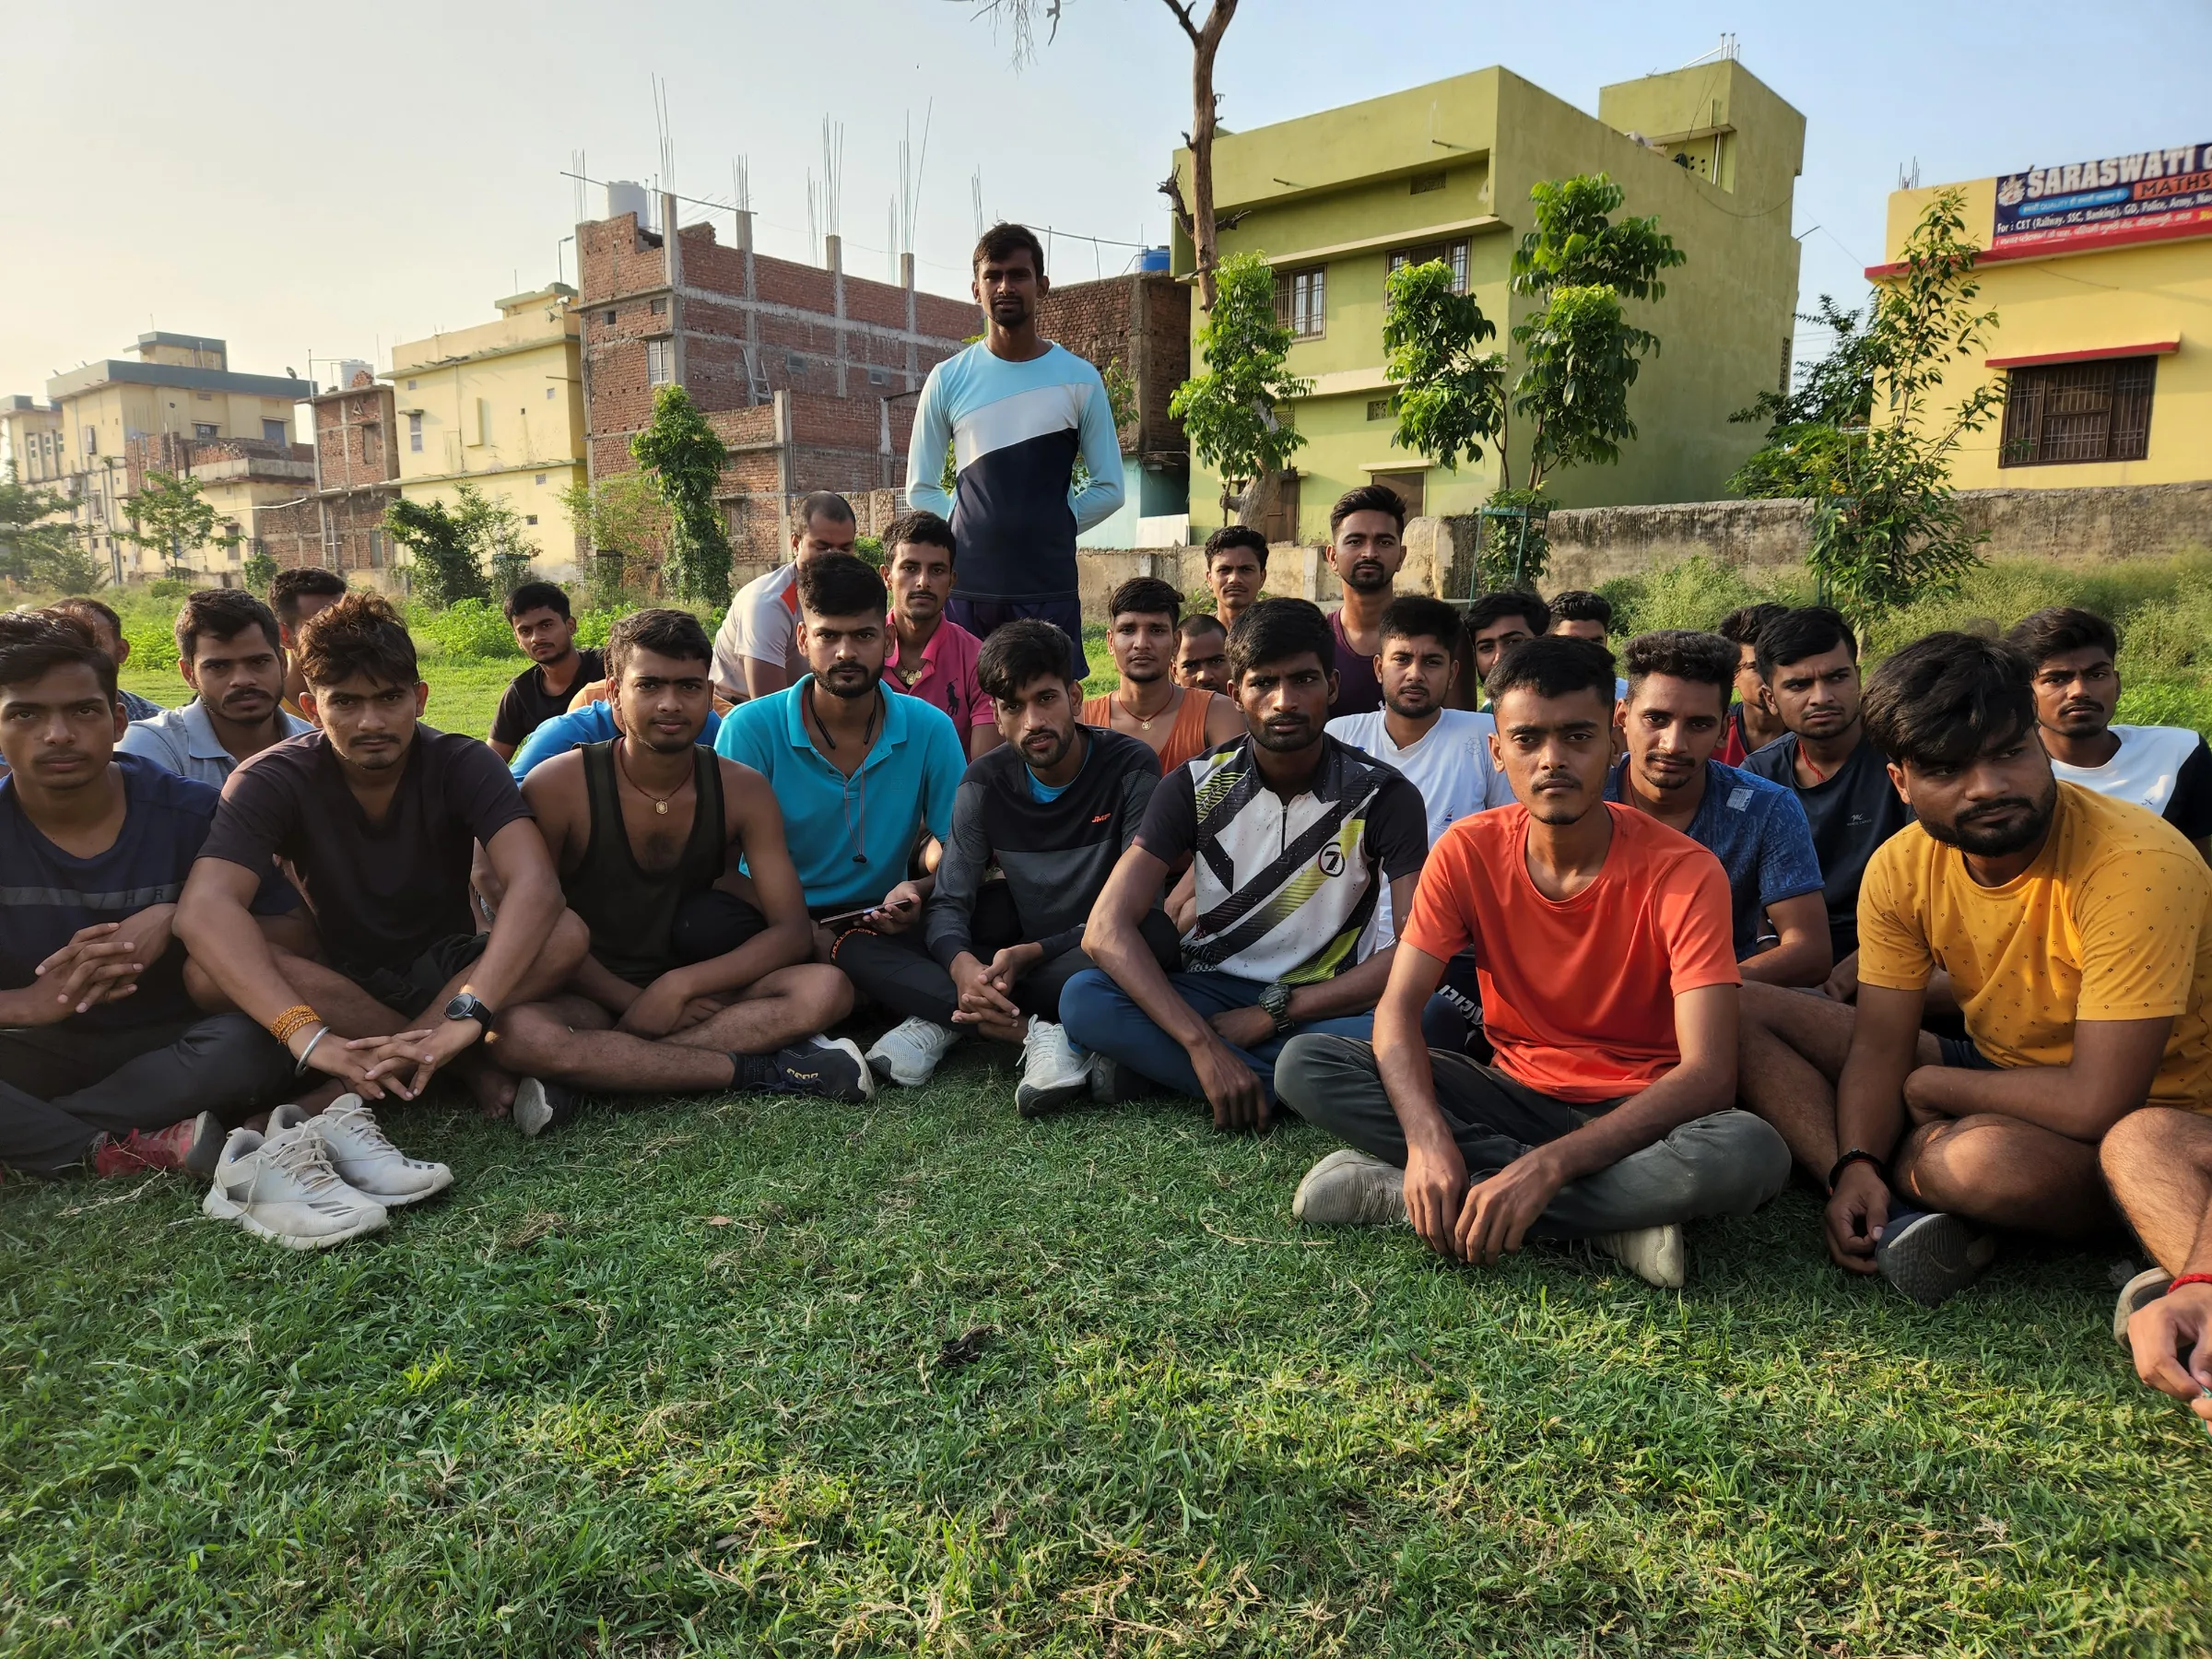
[1387,238,1470,294]
[1273,265,1326,338]
[2000,357,2156,466]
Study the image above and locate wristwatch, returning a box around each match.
[1258,981,1296,1038]
[443,991,496,1029]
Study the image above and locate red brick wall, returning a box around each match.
[252,487,399,575]
[312,386,398,490]
[1036,273,1189,460]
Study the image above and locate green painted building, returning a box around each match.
[1171,58,1806,541]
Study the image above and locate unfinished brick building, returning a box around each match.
[1034,270,1191,536]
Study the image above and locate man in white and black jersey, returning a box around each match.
[1064,599,1429,1130]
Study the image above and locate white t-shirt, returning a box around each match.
[711,562,806,694]
[2048,724,2212,830]
[1325,707,1513,844]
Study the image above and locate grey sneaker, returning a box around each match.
[1291,1148,1407,1227]
[511,1077,577,1139]
[1593,1223,1685,1288]
[864,1017,960,1088]
[269,1097,453,1206]
[1877,1206,1996,1307]
[202,1125,389,1250]
[1016,1018,1093,1118]
[2113,1265,2175,1346]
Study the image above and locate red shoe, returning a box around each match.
[92,1112,224,1178]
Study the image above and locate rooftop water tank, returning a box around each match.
[1138,246,1171,273]
[606,180,650,226]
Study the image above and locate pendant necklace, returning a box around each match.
[1119,687,1176,733]
[615,737,689,816]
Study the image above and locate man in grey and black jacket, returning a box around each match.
[837,620,1180,1112]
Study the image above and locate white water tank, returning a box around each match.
[606,180,649,226]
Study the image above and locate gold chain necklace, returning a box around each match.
[1117,686,1178,733]
[613,737,692,817]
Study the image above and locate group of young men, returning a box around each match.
[5,215,2209,1429]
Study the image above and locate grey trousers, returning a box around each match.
[1276,1034,1791,1238]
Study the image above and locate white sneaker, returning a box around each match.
[1016,1018,1093,1118]
[202,1124,389,1250]
[270,1097,453,1207]
[1291,1148,1408,1227]
[1594,1223,1685,1288]
[864,1016,961,1088]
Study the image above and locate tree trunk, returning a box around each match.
[1163,0,1237,312]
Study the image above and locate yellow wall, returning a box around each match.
[1879,177,2210,488]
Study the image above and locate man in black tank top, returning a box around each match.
[492,610,872,1132]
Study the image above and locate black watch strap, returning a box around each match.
[1827,1147,1889,1194]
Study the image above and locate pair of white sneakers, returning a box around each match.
[864,1015,1114,1117]
[202,1095,453,1250]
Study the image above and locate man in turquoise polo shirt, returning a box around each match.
[713,553,967,971]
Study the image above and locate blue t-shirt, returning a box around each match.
[1605,757,1822,960]
[0,754,296,1030]
[510,700,724,780]
[712,677,966,911]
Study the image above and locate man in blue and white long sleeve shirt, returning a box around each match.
[904,222,1124,681]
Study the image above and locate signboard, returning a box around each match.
[1994,143,2212,253]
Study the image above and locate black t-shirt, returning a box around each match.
[1741,728,1912,959]
[2168,740,2212,840]
[489,649,604,748]
[1328,610,1383,717]
[204,727,534,971]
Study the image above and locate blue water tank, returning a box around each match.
[1138,246,1171,273]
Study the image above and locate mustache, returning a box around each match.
[1959,795,2037,822]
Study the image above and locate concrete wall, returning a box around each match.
[1065,516,1474,618]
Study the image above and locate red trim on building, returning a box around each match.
[1865,210,2212,278]
[1985,340,2181,369]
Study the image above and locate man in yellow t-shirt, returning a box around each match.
[1736,631,2212,1308]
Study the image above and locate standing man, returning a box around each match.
[487,582,603,762]
[1062,599,1428,1125]
[119,590,312,785]
[879,510,1000,760]
[1739,606,1912,987]
[1716,602,1788,764]
[1173,615,1231,697]
[1323,485,1407,717]
[268,568,350,719]
[903,223,1124,679]
[1605,630,1829,987]
[1203,525,1269,634]
[39,598,161,721]
[2007,606,2212,859]
[710,491,859,702]
[1082,577,1242,773]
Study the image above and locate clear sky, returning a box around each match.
[1,0,2203,413]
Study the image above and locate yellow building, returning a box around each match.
[1876,143,2211,487]
[386,287,587,576]
[1,396,63,487]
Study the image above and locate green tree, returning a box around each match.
[1382,259,1504,474]
[382,498,487,608]
[124,469,237,578]
[629,385,732,607]
[0,465,88,590]
[1170,251,1312,524]
[1070,357,1139,494]
[241,547,280,595]
[451,481,536,598]
[1727,294,1880,500]
[559,469,671,603]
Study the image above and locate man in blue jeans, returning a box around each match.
[1063,598,1428,1129]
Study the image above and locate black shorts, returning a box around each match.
[945,595,1089,681]
[1936,1034,2000,1070]
[337,933,489,1017]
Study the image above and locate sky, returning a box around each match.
[2,0,2205,416]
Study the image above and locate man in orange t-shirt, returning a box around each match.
[1276,636,1790,1288]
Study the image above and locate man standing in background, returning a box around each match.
[1323,485,1409,718]
[1083,577,1242,774]
[267,568,350,719]
[1173,616,1232,697]
[710,492,859,703]
[1202,526,1270,635]
[903,223,1124,679]
[39,598,161,721]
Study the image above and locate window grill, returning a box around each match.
[2000,357,2156,466]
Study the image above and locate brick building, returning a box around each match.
[1035,271,1191,546]
[578,191,978,564]
[254,371,404,581]
[122,429,319,582]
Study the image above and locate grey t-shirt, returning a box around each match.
[1741,729,1912,960]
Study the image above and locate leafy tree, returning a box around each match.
[1169,251,1312,524]
[630,385,732,607]
[1383,259,1504,474]
[1727,294,1879,499]
[383,498,487,608]
[124,469,236,578]
[1070,357,1139,494]
[559,470,671,603]
[451,481,536,598]
[0,465,86,590]
[241,547,280,596]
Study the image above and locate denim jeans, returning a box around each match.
[1058,967,1375,1106]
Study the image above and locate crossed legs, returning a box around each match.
[2100,1107,2212,1272]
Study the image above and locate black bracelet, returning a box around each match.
[1827,1147,1889,1194]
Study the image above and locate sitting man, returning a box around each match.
[0,614,297,1178]
[880,510,1000,759]
[1203,524,1269,635]
[1173,614,1231,697]
[1736,632,2212,1307]
[1324,485,1408,717]
[1606,630,1830,987]
[119,589,312,784]
[2100,1106,2212,1430]
[39,597,162,722]
[491,609,870,1123]
[509,696,723,781]
[1062,598,1427,1126]
[2008,606,2212,860]
[1082,577,1241,773]
[1467,589,1550,696]
[711,490,858,702]
[268,567,350,718]
[1547,590,1629,701]
[837,620,1180,1109]
[487,581,603,762]
[1277,636,1789,1288]
[1716,601,1789,764]
[178,593,589,1121]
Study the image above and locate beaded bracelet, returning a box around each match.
[268,1005,319,1044]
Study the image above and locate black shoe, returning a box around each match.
[1877,1206,1995,1307]
[512,1077,577,1138]
[735,1038,875,1102]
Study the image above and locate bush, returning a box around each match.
[1603,557,1804,639]
[406,598,522,663]
[123,620,180,673]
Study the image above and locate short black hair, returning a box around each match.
[1107,575,1182,625]
[1228,597,1334,683]
[1548,589,1613,629]
[883,510,955,560]
[1486,635,1616,708]
[296,591,418,691]
[1178,613,1227,642]
[0,612,116,702]
[267,567,348,626]
[1467,589,1550,637]
[1863,631,2038,771]
[2005,606,2118,667]
[175,588,281,662]
[503,580,571,622]
[977,618,1075,704]
[1378,594,1463,653]
[606,607,712,682]
[1623,629,1736,697]
[1203,524,1270,568]
[45,595,122,640]
[796,551,886,619]
[973,221,1046,278]
[795,490,856,531]
[1329,484,1406,537]
[1717,601,1788,650]
[1754,606,1858,679]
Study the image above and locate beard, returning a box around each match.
[1021,724,1074,770]
[1253,715,1319,753]
[820,662,883,699]
[1382,686,1436,719]
[1924,777,2058,857]
[1342,561,1394,595]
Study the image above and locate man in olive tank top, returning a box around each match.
[493,610,872,1131]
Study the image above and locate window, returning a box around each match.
[1388,238,1470,293]
[2000,357,2157,467]
[406,379,418,390]
[535,472,547,485]
[647,339,672,384]
[84,426,97,455]
[1409,170,1447,194]
[603,309,617,325]
[195,391,214,401]
[650,298,666,315]
[264,419,288,445]
[194,422,218,440]
[1274,265,1326,338]
[867,365,892,388]
[361,424,382,465]
[369,530,384,569]
[525,514,539,525]
[1366,398,1391,422]
[475,398,492,446]
[408,412,424,453]
[785,351,807,374]
[545,387,556,400]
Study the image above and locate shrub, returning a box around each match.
[406,598,522,663]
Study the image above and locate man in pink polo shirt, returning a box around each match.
[883,511,1002,759]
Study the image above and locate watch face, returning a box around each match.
[444,994,479,1021]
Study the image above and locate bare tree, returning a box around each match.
[962,0,1240,310]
